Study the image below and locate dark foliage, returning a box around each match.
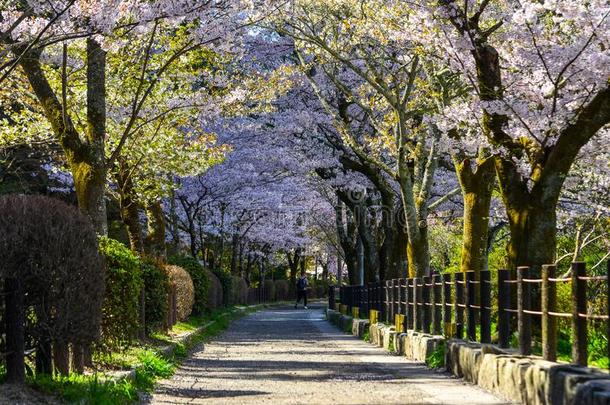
[0,194,105,344]
[0,194,105,382]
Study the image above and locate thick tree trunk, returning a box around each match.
[381,219,408,280]
[356,218,379,283]
[71,344,84,374]
[398,166,430,278]
[116,162,144,252]
[505,200,558,272]
[53,342,70,376]
[35,338,52,375]
[145,200,166,258]
[496,158,561,272]
[18,41,108,236]
[335,200,358,284]
[287,249,301,293]
[81,38,108,235]
[168,191,180,256]
[406,226,430,278]
[245,254,253,285]
[456,156,495,276]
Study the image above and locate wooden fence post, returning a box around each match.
[407,279,414,330]
[389,279,395,323]
[414,278,422,331]
[466,271,476,341]
[395,280,400,317]
[432,274,442,335]
[497,269,511,348]
[517,266,532,355]
[480,270,491,344]
[541,264,557,361]
[401,279,408,331]
[571,262,587,366]
[455,272,464,339]
[442,273,452,336]
[422,276,431,333]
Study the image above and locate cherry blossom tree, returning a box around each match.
[420,0,610,270]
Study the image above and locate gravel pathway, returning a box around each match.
[147,303,515,404]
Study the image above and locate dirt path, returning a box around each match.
[147,303,515,404]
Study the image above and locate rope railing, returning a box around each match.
[331,260,610,369]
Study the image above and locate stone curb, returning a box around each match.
[325,308,610,405]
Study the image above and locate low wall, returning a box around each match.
[325,309,610,404]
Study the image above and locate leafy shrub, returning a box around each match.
[205,269,223,309]
[141,260,170,333]
[165,265,195,321]
[168,255,210,315]
[211,268,233,307]
[274,280,289,301]
[99,237,143,349]
[232,276,248,305]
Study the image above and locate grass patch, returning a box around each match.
[21,305,261,404]
[134,350,174,391]
[426,341,445,368]
[363,330,370,343]
[30,373,138,405]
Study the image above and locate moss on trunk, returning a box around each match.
[455,156,495,276]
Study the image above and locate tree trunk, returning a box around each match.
[18,41,108,235]
[287,249,301,293]
[496,158,561,272]
[406,226,430,278]
[81,37,108,235]
[382,218,408,280]
[506,200,558,272]
[145,200,166,258]
[455,156,495,276]
[168,190,180,256]
[35,338,52,375]
[356,218,379,283]
[335,199,358,284]
[71,344,84,374]
[53,342,70,376]
[230,234,239,275]
[115,161,143,252]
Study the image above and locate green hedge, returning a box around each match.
[141,260,170,333]
[168,255,210,315]
[98,237,143,349]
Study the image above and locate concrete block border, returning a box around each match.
[326,308,610,405]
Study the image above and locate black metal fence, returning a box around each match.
[329,261,610,368]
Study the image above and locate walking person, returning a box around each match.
[295,271,308,309]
